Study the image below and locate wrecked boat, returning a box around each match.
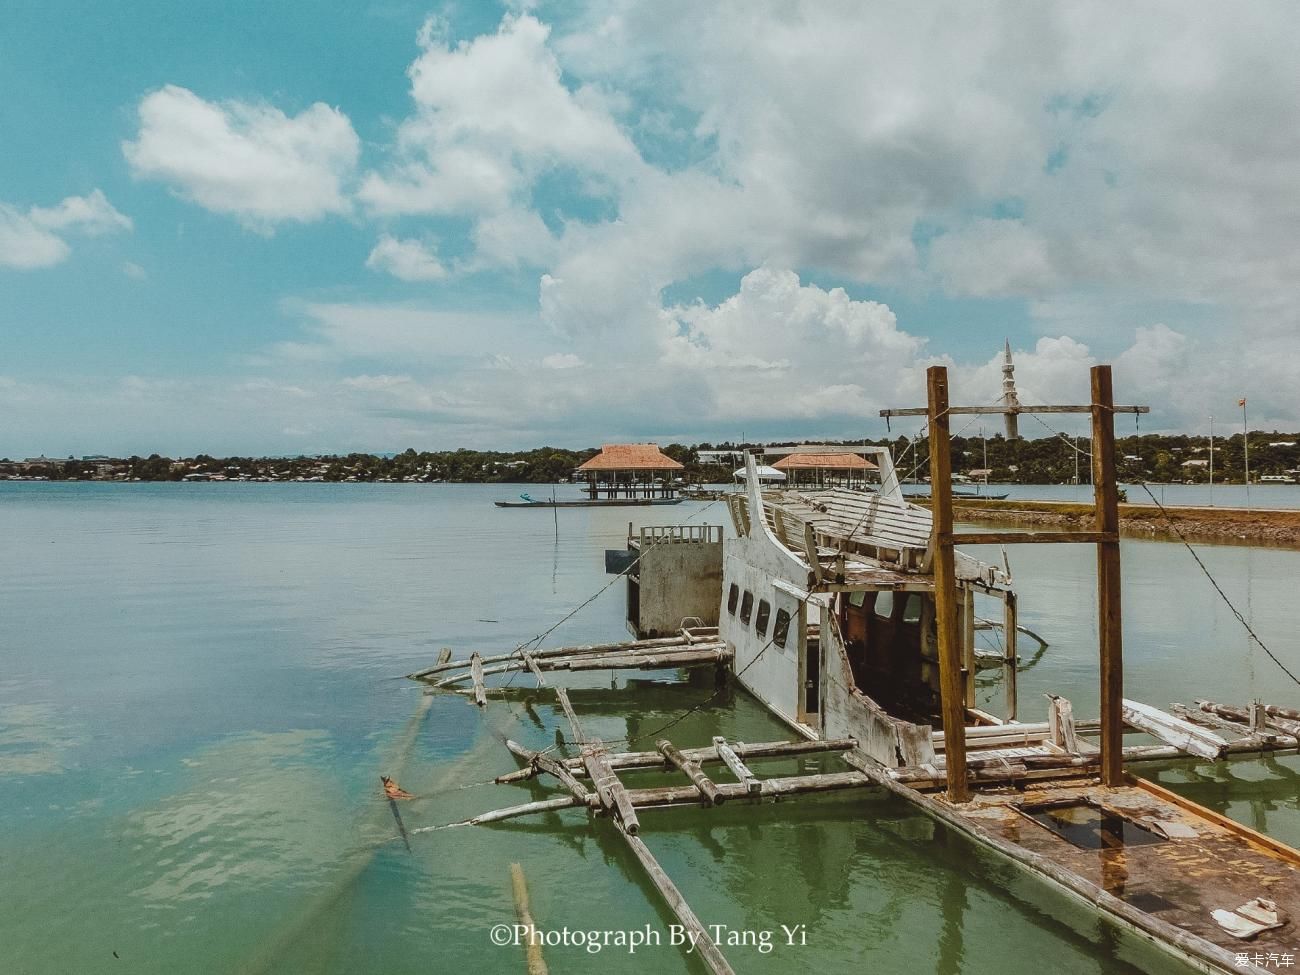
[413,364,1299,975]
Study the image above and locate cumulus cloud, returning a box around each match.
[0,190,131,270]
[123,85,359,228]
[358,14,639,217]
[365,235,447,281]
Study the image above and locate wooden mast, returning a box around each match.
[1090,365,1124,786]
[927,365,969,802]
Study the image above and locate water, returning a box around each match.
[1,482,1297,974]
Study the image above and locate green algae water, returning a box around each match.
[1,482,1297,974]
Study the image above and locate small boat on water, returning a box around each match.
[494,494,684,508]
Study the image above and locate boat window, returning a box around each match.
[740,591,754,625]
[756,600,771,637]
[848,590,867,607]
[874,591,894,618]
[727,584,739,615]
[902,594,922,624]
[773,609,792,648]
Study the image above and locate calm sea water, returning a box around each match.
[1,482,1297,975]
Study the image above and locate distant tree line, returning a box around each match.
[5,432,1297,484]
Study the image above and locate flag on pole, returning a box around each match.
[1238,398,1247,407]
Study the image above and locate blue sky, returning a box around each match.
[2,2,1297,457]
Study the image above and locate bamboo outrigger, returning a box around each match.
[408,363,1299,975]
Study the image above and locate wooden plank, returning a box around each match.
[436,647,452,666]
[509,863,549,975]
[429,643,728,686]
[1092,365,1125,786]
[840,752,1252,975]
[1048,695,1079,753]
[470,653,488,708]
[946,531,1118,545]
[658,739,724,806]
[1122,699,1228,760]
[619,830,735,975]
[927,365,969,803]
[712,737,761,794]
[880,404,1150,417]
[409,635,694,678]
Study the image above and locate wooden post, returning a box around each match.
[1090,365,1124,786]
[927,365,969,802]
[510,863,549,975]
[470,653,488,708]
[1003,591,1018,722]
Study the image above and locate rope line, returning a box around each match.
[1136,481,1300,689]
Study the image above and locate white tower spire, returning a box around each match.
[1002,338,1021,440]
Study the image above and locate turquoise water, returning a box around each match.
[1,482,1297,974]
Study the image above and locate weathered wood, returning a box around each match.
[1198,700,1300,739]
[927,365,970,802]
[583,746,642,835]
[712,737,761,794]
[880,404,1150,417]
[1122,699,1228,760]
[622,770,872,807]
[497,737,860,784]
[470,653,488,708]
[521,651,546,686]
[1003,591,1018,721]
[840,752,1249,975]
[554,687,587,745]
[1048,695,1079,753]
[946,531,1118,545]
[429,644,728,686]
[619,828,735,975]
[1092,365,1125,786]
[509,863,549,975]
[436,647,453,666]
[409,635,698,678]
[657,739,724,806]
[412,795,584,833]
[503,740,592,801]
[564,649,730,671]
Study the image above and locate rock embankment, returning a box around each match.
[944,499,1300,548]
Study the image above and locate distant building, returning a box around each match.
[697,449,742,465]
[771,451,878,489]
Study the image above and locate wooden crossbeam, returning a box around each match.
[946,531,1118,546]
[658,739,724,806]
[880,404,1149,417]
[713,737,761,794]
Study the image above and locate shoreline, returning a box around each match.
[940,498,1300,549]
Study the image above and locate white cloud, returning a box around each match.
[122,261,148,280]
[541,352,583,369]
[928,219,1058,297]
[365,235,447,281]
[0,190,131,270]
[358,14,639,217]
[123,85,359,229]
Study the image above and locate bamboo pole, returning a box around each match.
[657,739,724,805]
[408,635,699,678]
[504,740,592,801]
[510,864,548,975]
[1091,365,1124,786]
[496,737,860,784]
[555,687,640,834]
[618,828,736,975]
[928,365,969,802]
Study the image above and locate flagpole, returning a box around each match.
[1241,398,1250,511]
[1208,415,1214,507]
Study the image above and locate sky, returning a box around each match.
[2,1,1298,458]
